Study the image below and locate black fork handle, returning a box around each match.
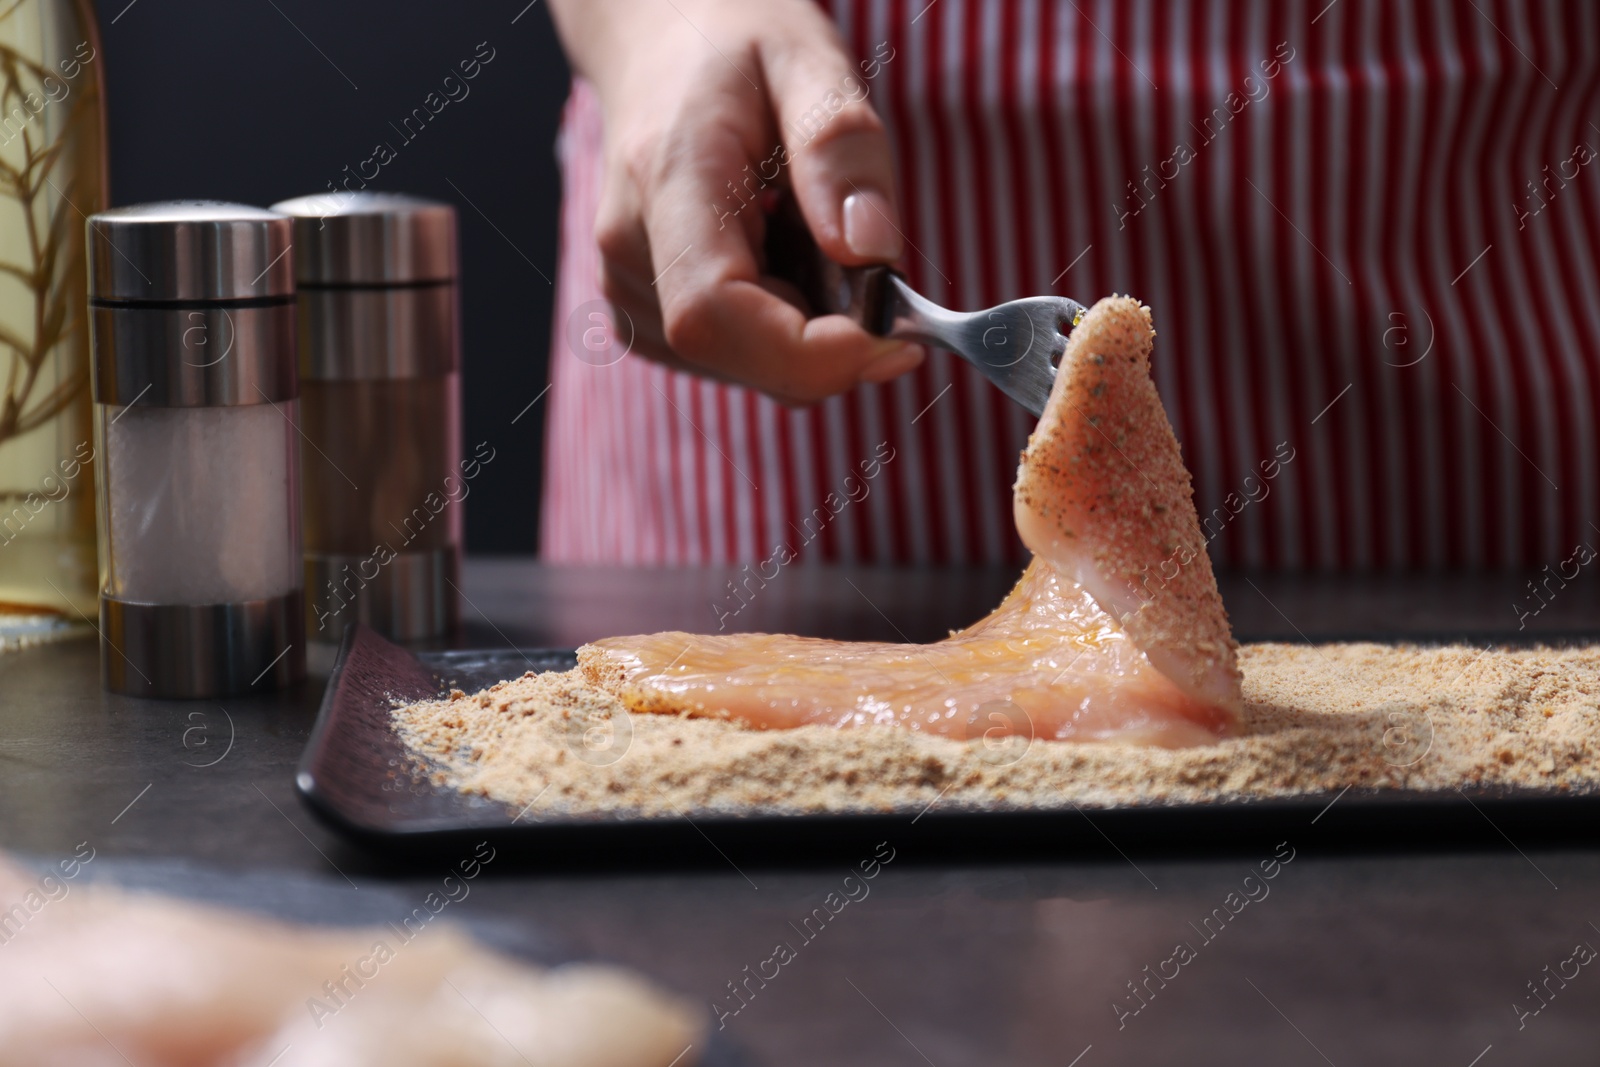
[762,190,897,334]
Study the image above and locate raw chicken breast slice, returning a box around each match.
[582,296,1243,746]
[0,856,703,1067]
[1012,295,1242,715]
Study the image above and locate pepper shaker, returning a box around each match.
[271,192,462,644]
[89,201,304,698]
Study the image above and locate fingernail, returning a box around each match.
[860,343,924,384]
[843,190,903,261]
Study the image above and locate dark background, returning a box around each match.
[92,0,571,554]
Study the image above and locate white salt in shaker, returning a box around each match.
[88,201,305,697]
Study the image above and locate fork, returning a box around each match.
[764,196,1088,417]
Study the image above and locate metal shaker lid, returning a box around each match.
[89,201,294,302]
[271,192,457,286]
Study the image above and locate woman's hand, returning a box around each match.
[548,0,923,404]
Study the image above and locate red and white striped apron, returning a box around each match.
[541,0,1600,570]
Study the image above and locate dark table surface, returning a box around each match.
[3,561,1599,1066]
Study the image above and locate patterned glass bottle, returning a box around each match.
[0,0,106,631]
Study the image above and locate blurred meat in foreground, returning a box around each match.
[0,856,702,1067]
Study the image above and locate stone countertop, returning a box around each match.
[1,561,1596,1065]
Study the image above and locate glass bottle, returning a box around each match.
[0,0,106,624]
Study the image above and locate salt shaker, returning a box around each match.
[89,201,304,698]
[270,192,462,644]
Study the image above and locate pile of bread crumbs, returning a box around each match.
[390,643,1600,818]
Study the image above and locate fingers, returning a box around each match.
[583,11,923,403]
[594,171,677,365]
[599,265,673,368]
[759,9,903,265]
[641,114,919,403]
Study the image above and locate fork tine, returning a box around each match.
[948,296,1088,417]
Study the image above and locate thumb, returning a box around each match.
[761,22,903,267]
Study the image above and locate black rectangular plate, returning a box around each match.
[296,625,1600,867]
